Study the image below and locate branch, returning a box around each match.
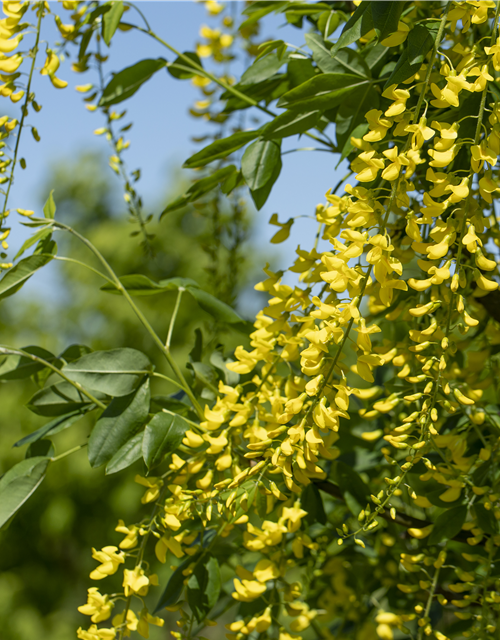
[315,480,474,544]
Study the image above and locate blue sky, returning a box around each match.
[9,1,346,303]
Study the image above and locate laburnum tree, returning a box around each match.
[1,1,500,640]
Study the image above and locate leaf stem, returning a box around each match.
[166,287,183,350]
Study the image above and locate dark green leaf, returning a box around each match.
[43,190,56,219]
[372,2,405,41]
[429,505,467,544]
[27,382,98,417]
[241,52,288,85]
[427,487,464,509]
[330,2,373,56]
[302,483,326,525]
[105,431,144,475]
[249,152,282,210]
[331,460,370,506]
[167,52,203,80]
[263,109,320,139]
[102,0,123,46]
[0,457,49,529]
[336,84,378,157]
[384,24,437,89]
[241,140,281,191]
[26,439,55,459]
[186,286,243,324]
[407,23,439,65]
[161,166,236,216]
[184,131,260,169]
[475,503,498,535]
[142,411,189,469]
[305,33,369,78]
[0,254,53,301]
[287,58,316,89]
[154,553,201,613]
[210,349,239,386]
[278,73,369,111]
[62,348,151,397]
[187,554,221,622]
[88,379,150,467]
[58,344,93,363]
[0,346,55,380]
[99,58,167,107]
[13,411,87,448]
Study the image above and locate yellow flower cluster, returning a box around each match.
[75,2,500,639]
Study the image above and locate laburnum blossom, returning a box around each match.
[89,547,125,580]
[74,4,500,640]
[78,588,114,623]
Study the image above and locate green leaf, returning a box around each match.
[407,23,439,65]
[158,277,199,290]
[0,253,53,301]
[0,457,49,529]
[88,379,150,467]
[59,344,93,363]
[26,439,55,459]
[102,0,123,46]
[62,348,151,397]
[336,84,378,157]
[474,503,498,535]
[384,24,437,89]
[371,1,405,41]
[154,553,201,613]
[187,554,221,622]
[14,227,52,260]
[278,73,369,111]
[249,152,282,210]
[302,483,327,525]
[167,52,203,80]
[105,431,144,475]
[331,460,370,506]
[161,165,236,216]
[429,505,468,545]
[305,33,369,78]
[263,109,320,139]
[241,139,281,191]
[142,411,189,469]
[0,346,55,380]
[99,58,167,107]
[184,131,260,169]
[330,2,373,56]
[43,190,56,219]
[186,286,243,324]
[27,381,99,416]
[13,411,87,448]
[241,52,288,85]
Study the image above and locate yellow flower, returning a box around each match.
[232,578,267,601]
[363,109,392,142]
[351,150,385,182]
[89,546,125,580]
[382,84,410,117]
[137,609,165,638]
[77,626,116,640]
[78,588,114,623]
[405,117,435,149]
[123,567,157,597]
[380,21,409,47]
[381,146,409,181]
[485,36,500,70]
[115,521,139,549]
[135,475,164,503]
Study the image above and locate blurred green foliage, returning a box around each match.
[0,151,261,640]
